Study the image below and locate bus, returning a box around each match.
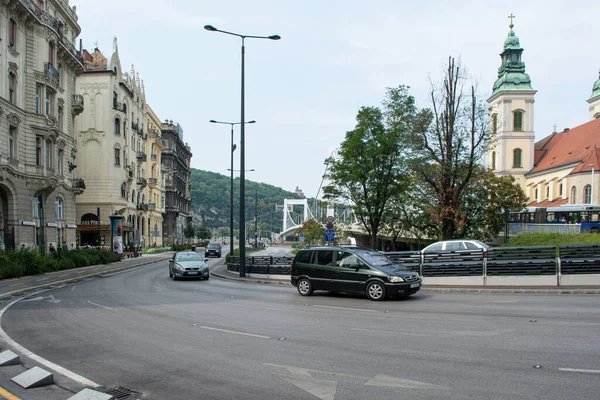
[508,205,600,233]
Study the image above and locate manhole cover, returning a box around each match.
[104,386,141,399]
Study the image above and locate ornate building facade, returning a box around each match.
[0,0,85,252]
[490,21,600,206]
[161,121,191,245]
[145,105,165,247]
[74,38,150,248]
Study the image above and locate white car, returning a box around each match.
[421,239,489,253]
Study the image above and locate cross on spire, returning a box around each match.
[508,13,516,29]
[552,123,558,133]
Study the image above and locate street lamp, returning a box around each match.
[204,24,279,277]
[590,164,595,204]
[209,119,256,260]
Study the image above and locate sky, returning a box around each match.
[74,0,600,199]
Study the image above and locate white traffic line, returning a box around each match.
[312,304,378,312]
[87,301,117,310]
[199,326,270,339]
[559,368,600,374]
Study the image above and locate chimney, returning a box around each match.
[563,128,570,132]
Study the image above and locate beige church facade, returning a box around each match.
[489,21,600,207]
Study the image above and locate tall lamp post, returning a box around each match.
[209,119,256,260]
[204,24,280,277]
[591,164,595,204]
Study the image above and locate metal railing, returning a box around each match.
[136,152,147,161]
[45,62,59,85]
[137,177,147,186]
[149,177,157,185]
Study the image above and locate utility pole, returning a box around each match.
[254,188,258,248]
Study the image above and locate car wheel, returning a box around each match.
[297,278,313,296]
[204,275,210,281]
[366,281,386,301]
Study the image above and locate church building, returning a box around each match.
[488,18,600,207]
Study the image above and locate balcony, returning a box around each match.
[136,152,147,162]
[137,177,147,187]
[131,122,139,132]
[72,178,85,194]
[136,204,149,211]
[150,154,157,162]
[125,167,133,180]
[113,101,125,112]
[148,203,156,211]
[72,94,84,116]
[45,62,60,86]
[149,177,157,186]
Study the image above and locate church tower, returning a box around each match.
[487,15,536,190]
[587,70,600,120]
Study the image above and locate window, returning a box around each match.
[113,91,117,108]
[114,148,120,165]
[584,185,592,204]
[513,110,523,131]
[48,42,55,65]
[313,251,334,266]
[55,197,64,220]
[36,138,42,166]
[492,114,497,135]
[9,19,16,48]
[9,72,17,104]
[571,186,577,204]
[58,106,63,131]
[45,88,54,115]
[32,195,42,218]
[513,148,523,168]
[35,85,42,114]
[8,127,16,159]
[114,118,121,135]
[57,149,63,175]
[546,186,550,199]
[120,182,126,198]
[58,64,63,87]
[45,139,52,168]
[559,183,563,196]
[491,151,496,170]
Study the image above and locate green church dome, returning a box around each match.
[589,73,600,101]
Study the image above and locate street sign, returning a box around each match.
[326,222,334,230]
[326,215,334,223]
[299,233,305,242]
[325,229,335,242]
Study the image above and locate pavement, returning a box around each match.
[210,247,600,295]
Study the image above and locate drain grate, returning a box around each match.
[104,386,141,400]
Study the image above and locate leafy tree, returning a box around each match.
[197,227,212,240]
[323,86,416,249]
[298,218,325,245]
[183,223,196,239]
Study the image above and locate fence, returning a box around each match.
[227,245,600,286]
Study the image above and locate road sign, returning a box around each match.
[326,215,334,223]
[325,229,335,242]
[326,222,334,230]
[299,233,305,242]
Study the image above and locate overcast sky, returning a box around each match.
[75,0,600,198]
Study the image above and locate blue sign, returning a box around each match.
[299,233,305,242]
[325,229,335,242]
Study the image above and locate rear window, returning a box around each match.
[295,251,312,264]
[208,243,220,249]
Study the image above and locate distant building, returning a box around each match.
[0,0,85,252]
[161,121,192,245]
[295,186,304,197]
[489,20,600,206]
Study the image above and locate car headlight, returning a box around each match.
[175,263,184,271]
[388,276,404,283]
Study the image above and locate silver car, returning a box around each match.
[169,251,210,280]
[421,239,489,253]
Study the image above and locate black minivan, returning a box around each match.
[290,246,421,301]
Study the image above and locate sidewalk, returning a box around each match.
[210,257,600,295]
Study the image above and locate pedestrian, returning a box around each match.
[62,241,68,253]
[49,243,56,253]
[20,244,26,253]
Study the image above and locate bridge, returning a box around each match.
[280,199,315,238]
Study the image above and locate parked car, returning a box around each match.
[205,243,222,258]
[169,251,209,280]
[290,246,421,301]
[421,239,489,253]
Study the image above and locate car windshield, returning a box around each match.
[176,253,204,262]
[208,244,220,249]
[355,250,395,267]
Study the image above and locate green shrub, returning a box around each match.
[505,233,600,247]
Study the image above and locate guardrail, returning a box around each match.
[226,245,600,286]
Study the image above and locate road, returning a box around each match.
[1,256,599,399]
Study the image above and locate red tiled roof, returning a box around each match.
[527,198,569,207]
[529,118,600,174]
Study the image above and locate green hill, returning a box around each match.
[189,169,303,234]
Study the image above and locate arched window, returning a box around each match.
[513,148,522,168]
[55,197,64,220]
[571,186,577,204]
[584,185,592,204]
[491,151,496,170]
[132,189,136,203]
[57,149,63,175]
[513,110,523,132]
[594,113,600,119]
[121,182,126,198]
[114,118,120,135]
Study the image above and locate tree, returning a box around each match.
[197,227,211,240]
[298,218,325,245]
[323,86,416,249]
[409,57,499,240]
[183,223,196,239]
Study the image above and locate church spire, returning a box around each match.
[491,14,534,97]
[589,68,600,102]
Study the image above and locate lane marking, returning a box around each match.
[0,386,21,400]
[8,283,24,287]
[312,305,377,312]
[559,368,600,374]
[0,293,101,388]
[35,278,50,282]
[199,326,270,339]
[87,301,116,310]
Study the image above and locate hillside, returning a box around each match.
[189,169,304,232]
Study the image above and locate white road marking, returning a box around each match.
[22,295,60,304]
[365,374,446,389]
[87,301,117,310]
[350,327,512,337]
[0,292,101,388]
[312,305,377,312]
[199,326,270,339]
[8,283,24,287]
[559,368,600,374]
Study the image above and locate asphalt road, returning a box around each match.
[1,257,599,400]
